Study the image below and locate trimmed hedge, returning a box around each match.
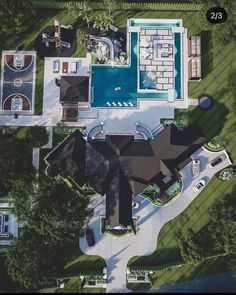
[128,251,229,274]
[32,0,202,11]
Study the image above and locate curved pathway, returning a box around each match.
[79,147,231,293]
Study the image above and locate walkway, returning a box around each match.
[79,147,231,293]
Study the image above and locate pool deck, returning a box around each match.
[0,18,189,136]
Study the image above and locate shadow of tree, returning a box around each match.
[178,99,229,142]
[200,31,213,79]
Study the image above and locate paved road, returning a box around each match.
[79,147,232,293]
[138,272,236,293]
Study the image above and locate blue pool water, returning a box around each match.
[174,33,182,100]
[91,24,182,108]
[91,33,168,108]
[130,19,181,27]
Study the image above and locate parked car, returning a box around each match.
[209,154,226,168]
[132,200,139,209]
[86,228,95,247]
[192,159,200,176]
[193,179,206,192]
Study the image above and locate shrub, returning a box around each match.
[205,136,229,151]
[25,126,49,148]
[218,167,235,181]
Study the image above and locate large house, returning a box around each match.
[46,124,205,229]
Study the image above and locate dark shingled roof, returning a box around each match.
[46,124,205,229]
[60,76,89,103]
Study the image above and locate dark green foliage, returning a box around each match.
[9,175,92,244]
[0,129,34,198]
[0,0,35,41]
[25,126,49,148]
[178,190,236,264]
[31,0,202,11]
[6,175,92,289]
[227,254,236,278]
[208,192,236,253]
[6,229,63,290]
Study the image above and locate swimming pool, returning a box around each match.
[174,33,182,100]
[90,20,183,108]
[91,33,168,108]
[130,19,181,27]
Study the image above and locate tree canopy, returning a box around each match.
[178,190,236,264]
[6,175,92,289]
[25,126,49,148]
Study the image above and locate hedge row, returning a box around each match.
[128,251,229,274]
[32,0,202,11]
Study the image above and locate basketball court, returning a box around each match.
[0,50,36,114]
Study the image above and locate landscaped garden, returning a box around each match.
[0,0,236,292]
[101,217,137,236]
[142,180,182,206]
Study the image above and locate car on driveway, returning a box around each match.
[86,228,95,247]
[132,200,139,209]
[193,179,207,192]
[192,159,200,176]
[209,154,226,168]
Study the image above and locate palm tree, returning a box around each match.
[103,0,116,17]
[79,1,93,28]
[93,13,114,32]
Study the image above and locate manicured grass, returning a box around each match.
[150,256,229,287]
[64,246,106,274]
[82,288,106,293]
[127,282,152,292]
[129,177,235,267]
[124,8,236,286]
[16,127,29,139]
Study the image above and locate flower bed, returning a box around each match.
[100,217,136,237]
[142,181,182,206]
[218,167,235,181]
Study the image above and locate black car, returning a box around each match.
[210,156,223,167]
[86,229,95,247]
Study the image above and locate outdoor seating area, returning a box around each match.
[139,28,174,90]
[188,36,202,81]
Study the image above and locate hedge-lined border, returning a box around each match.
[32,0,202,11]
[128,251,229,274]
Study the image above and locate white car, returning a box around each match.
[132,200,139,209]
[192,159,200,176]
[193,179,206,192]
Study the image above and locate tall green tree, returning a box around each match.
[25,126,49,148]
[6,228,65,290]
[9,175,92,244]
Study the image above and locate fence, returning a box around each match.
[32,1,202,11]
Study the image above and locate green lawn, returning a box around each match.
[64,246,106,275]
[1,5,235,291]
[122,8,236,286]
[150,256,229,287]
[82,288,106,293]
[129,177,235,267]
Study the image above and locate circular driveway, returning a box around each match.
[79,147,232,293]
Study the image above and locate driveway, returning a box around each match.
[79,147,232,293]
